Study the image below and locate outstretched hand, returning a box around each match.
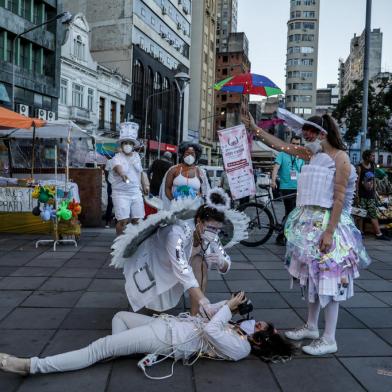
[319,230,333,253]
[227,291,246,312]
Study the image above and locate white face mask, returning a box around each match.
[183,155,195,165]
[239,319,256,335]
[304,138,322,154]
[201,229,218,243]
[122,144,133,154]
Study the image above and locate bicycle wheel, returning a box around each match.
[238,202,274,247]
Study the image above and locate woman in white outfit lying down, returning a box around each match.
[0,293,294,377]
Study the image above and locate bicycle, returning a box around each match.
[237,184,297,247]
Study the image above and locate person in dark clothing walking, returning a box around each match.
[148,151,173,196]
[357,150,389,240]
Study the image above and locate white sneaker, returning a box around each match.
[302,337,338,356]
[284,324,319,341]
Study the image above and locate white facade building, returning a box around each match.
[59,14,132,135]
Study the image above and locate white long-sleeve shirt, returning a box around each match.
[169,305,251,361]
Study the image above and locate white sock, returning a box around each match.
[323,301,339,343]
[306,299,321,331]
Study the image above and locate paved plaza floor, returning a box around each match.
[0,229,392,391]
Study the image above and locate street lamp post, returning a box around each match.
[11,11,73,110]
[174,72,190,163]
[143,88,172,168]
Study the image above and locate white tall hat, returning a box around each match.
[119,122,140,147]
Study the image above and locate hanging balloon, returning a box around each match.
[32,186,40,199]
[32,201,41,217]
[57,200,72,221]
[68,199,82,218]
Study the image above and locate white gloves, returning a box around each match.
[198,298,228,319]
[204,253,226,270]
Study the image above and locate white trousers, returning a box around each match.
[30,312,172,374]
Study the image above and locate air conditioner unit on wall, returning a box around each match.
[46,111,56,122]
[35,108,47,120]
[177,23,182,30]
[160,32,167,38]
[162,7,167,15]
[17,104,29,117]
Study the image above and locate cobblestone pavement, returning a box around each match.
[0,229,392,392]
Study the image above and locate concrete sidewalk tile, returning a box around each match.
[60,308,116,330]
[223,270,263,280]
[271,358,366,392]
[0,290,32,307]
[10,267,56,277]
[228,261,256,270]
[36,252,73,260]
[0,371,23,392]
[370,269,392,279]
[0,307,70,329]
[226,279,275,293]
[0,266,17,276]
[22,291,84,308]
[348,308,392,328]
[354,280,392,291]
[335,329,392,356]
[205,280,229,293]
[0,256,32,266]
[17,362,111,392]
[64,258,107,269]
[252,261,284,269]
[356,270,385,280]
[42,329,109,356]
[252,308,304,329]
[108,357,193,392]
[295,308,367,329]
[340,292,390,308]
[371,292,392,306]
[75,292,128,308]
[374,329,392,345]
[247,293,290,308]
[260,269,291,280]
[70,252,108,260]
[0,329,55,356]
[0,276,47,290]
[0,307,12,322]
[193,359,280,392]
[26,257,68,268]
[204,270,223,280]
[87,278,124,292]
[39,277,92,291]
[340,357,392,392]
[280,292,308,308]
[268,280,300,292]
[95,268,124,279]
[53,267,98,278]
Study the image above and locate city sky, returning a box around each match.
[238,0,392,97]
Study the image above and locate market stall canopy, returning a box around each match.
[0,106,46,129]
[251,140,278,158]
[0,120,92,139]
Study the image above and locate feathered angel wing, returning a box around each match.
[219,209,250,249]
[110,197,199,269]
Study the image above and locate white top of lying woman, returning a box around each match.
[110,188,249,313]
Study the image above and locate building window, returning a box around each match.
[302,34,314,41]
[20,41,30,69]
[99,97,105,129]
[72,83,83,108]
[110,101,116,131]
[120,104,125,122]
[303,22,315,29]
[378,155,383,165]
[60,79,68,104]
[301,46,314,53]
[141,7,146,17]
[222,68,228,76]
[73,35,84,60]
[87,88,94,111]
[387,155,392,166]
[303,11,315,17]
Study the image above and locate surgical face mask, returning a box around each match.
[239,319,256,335]
[201,229,218,243]
[122,144,133,154]
[183,155,195,165]
[304,138,322,154]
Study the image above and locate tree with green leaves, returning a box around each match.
[333,79,391,148]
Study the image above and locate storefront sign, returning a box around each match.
[0,187,33,212]
[148,140,177,153]
[218,124,256,200]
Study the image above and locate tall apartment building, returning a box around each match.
[63,0,192,160]
[316,83,339,116]
[188,0,217,164]
[285,0,320,118]
[216,0,237,52]
[215,32,250,163]
[338,28,382,97]
[0,1,63,118]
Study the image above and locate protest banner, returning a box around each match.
[218,124,255,200]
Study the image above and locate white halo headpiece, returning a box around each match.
[206,187,230,212]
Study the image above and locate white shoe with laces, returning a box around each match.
[302,337,338,356]
[284,324,319,341]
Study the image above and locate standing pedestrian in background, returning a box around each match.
[148,151,173,196]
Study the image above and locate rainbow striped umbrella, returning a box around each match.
[214,73,283,96]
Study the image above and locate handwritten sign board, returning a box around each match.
[218,124,256,200]
[0,187,34,212]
